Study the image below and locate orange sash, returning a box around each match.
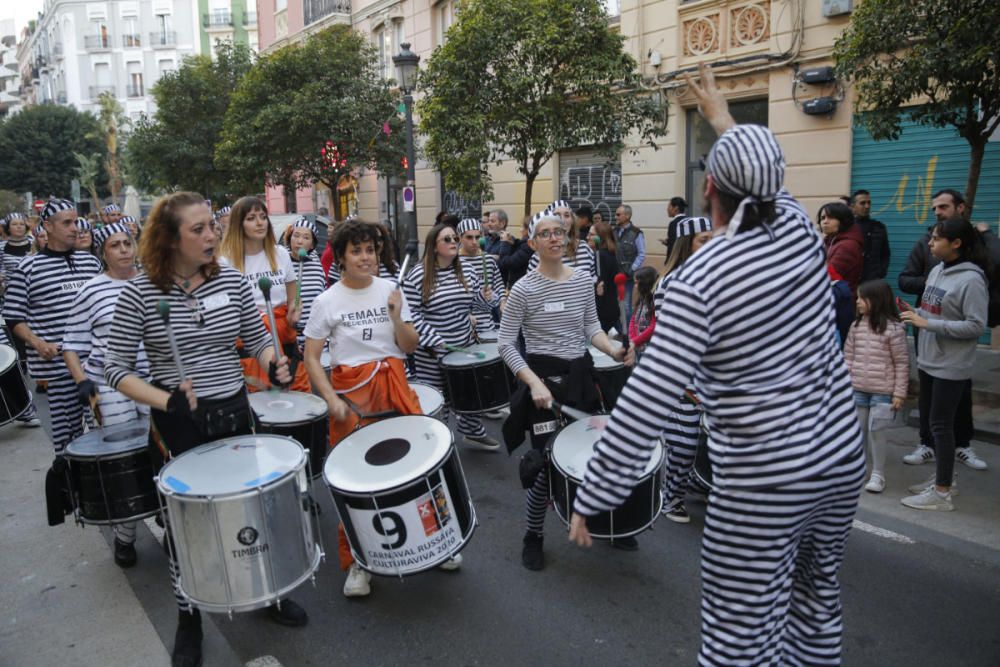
[240,304,310,393]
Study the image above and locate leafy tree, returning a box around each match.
[74,152,103,211]
[216,25,405,205]
[126,42,256,201]
[0,190,23,218]
[834,0,1000,214]
[418,0,663,215]
[0,105,106,199]
[94,92,128,206]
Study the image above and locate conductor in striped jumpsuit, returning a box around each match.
[568,65,865,665]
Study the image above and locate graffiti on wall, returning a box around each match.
[559,162,623,220]
[876,156,939,226]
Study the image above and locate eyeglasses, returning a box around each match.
[463,234,482,240]
[183,295,205,328]
[438,235,459,243]
[535,228,567,240]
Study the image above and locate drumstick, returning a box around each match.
[479,238,491,285]
[614,273,630,350]
[157,299,187,381]
[592,235,601,277]
[294,248,306,308]
[444,343,485,359]
[396,252,411,288]
[256,276,285,368]
[550,400,591,422]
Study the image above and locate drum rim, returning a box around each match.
[550,424,664,482]
[325,440,458,497]
[439,343,502,367]
[0,344,18,372]
[156,434,307,499]
[65,421,151,458]
[248,392,329,427]
[409,382,445,413]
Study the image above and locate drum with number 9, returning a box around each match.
[323,415,476,577]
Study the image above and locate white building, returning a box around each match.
[0,20,21,117]
[18,0,199,120]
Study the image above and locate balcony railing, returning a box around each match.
[122,34,142,48]
[304,0,352,26]
[203,11,233,28]
[84,35,112,51]
[52,43,63,58]
[243,11,258,26]
[127,84,144,98]
[89,85,116,99]
[149,31,177,48]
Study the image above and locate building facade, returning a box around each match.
[17,0,199,120]
[0,20,22,118]
[197,0,260,57]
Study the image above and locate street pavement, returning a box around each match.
[2,389,1000,666]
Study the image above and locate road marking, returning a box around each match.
[246,657,283,667]
[852,519,916,545]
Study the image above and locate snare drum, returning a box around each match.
[410,383,444,420]
[588,341,629,411]
[323,415,477,576]
[65,420,159,525]
[156,435,322,614]
[250,391,329,478]
[0,344,30,426]
[440,343,514,414]
[477,330,498,343]
[548,415,663,538]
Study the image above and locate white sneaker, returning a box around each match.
[901,486,954,511]
[907,472,958,495]
[864,473,885,493]
[438,553,463,571]
[956,447,988,470]
[903,444,935,465]
[343,563,371,597]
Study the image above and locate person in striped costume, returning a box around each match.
[62,222,150,567]
[0,212,42,426]
[499,210,627,570]
[4,199,103,453]
[402,223,502,450]
[527,200,596,281]
[285,217,328,351]
[103,191,305,667]
[569,64,865,665]
[456,218,504,343]
[74,218,94,253]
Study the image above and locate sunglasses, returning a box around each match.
[439,235,459,243]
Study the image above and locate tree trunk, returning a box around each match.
[523,173,535,218]
[964,137,986,218]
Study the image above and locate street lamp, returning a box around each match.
[393,42,420,265]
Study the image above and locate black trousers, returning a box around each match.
[917,370,967,487]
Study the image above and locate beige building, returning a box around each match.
[263,0,856,265]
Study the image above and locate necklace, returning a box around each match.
[173,267,200,290]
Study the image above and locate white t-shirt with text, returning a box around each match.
[240,246,297,309]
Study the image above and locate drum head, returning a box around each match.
[66,420,150,457]
[158,435,304,497]
[551,415,660,481]
[249,391,328,426]
[589,341,623,370]
[440,343,501,367]
[410,383,444,416]
[324,416,452,494]
[0,344,16,373]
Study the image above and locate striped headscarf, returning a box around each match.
[456,218,481,235]
[676,216,712,238]
[103,203,122,214]
[528,210,561,239]
[75,218,92,232]
[705,124,785,239]
[92,222,130,252]
[40,199,76,222]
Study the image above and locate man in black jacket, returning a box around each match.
[852,189,891,280]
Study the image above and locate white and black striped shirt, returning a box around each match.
[499,268,601,375]
[0,239,32,281]
[105,266,271,399]
[293,252,328,347]
[527,240,596,283]
[63,273,150,385]
[458,253,503,336]
[2,249,103,379]
[402,263,490,349]
[575,189,861,514]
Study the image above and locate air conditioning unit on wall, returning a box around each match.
[822,0,853,18]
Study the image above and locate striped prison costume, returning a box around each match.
[527,239,597,283]
[0,238,33,282]
[106,266,271,612]
[574,189,865,666]
[64,272,152,546]
[458,253,503,340]
[653,273,704,507]
[292,251,328,350]
[402,262,494,438]
[498,268,601,535]
[2,249,102,453]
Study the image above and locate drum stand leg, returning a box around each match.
[255,486,281,611]
[209,495,237,619]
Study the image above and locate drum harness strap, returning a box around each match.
[333,359,385,395]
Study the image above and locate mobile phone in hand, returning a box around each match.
[896,296,913,312]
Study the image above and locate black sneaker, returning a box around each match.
[610,535,639,551]
[172,609,203,667]
[114,539,138,568]
[521,531,545,571]
[267,598,309,627]
[662,499,691,524]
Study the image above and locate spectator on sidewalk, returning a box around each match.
[498,214,534,287]
[590,221,620,334]
[614,204,645,323]
[852,189,891,281]
[843,280,909,494]
[661,196,688,256]
[820,201,865,296]
[900,216,990,511]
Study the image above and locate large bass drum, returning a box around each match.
[64,420,158,524]
[156,435,323,614]
[549,414,663,539]
[439,343,514,414]
[0,343,30,426]
[324,415,476,577]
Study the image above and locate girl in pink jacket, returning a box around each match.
[844,280,909,493]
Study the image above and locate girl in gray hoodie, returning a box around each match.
[900,216,989,511]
